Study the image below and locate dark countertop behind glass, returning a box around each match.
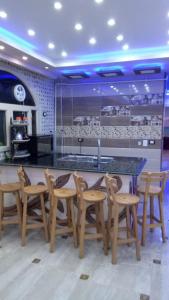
[0,153,146,176]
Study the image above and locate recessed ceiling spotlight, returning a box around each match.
[89,37,96,45]
[0,11,7,18]
[167,41,169,45]
[28,29,35,36]
[48,42,55,49]
[116,34,124,42]
[45,66,49,69]
[54,2,62,10]
[0,45,5,50]
[61,51,67,57]
[22,56,28,60]
[75,23,83,31]
[107,18,116,26]
[167,11,169,17]
[94,0,104,4]
[122,43,129,50]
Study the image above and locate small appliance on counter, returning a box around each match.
[10,116,31,160]
[28,134,53,158]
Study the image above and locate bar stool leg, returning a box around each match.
[141,198,148,246]
[48,194,52,236]
[126,206,131,246]
[107,201,112,249]
[150,195,154,232]
[112,203,119,264]
[99,201,108,255]
[40,193,49,242]
[0,191,3,237]
[132,205,141,261]
[22,194,28,246]
[50,196,57,253]
[15,191,22,232]
[66,198,71,228]
[95,203,101,241]
[79,203,86,259]
[76,203,81,246]
[70,197,78,248]
[158,194,166,243]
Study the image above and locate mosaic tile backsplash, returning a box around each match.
[57,125,162,140]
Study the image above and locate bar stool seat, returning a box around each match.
[0,182,21,193]
[137,185,161,195]
[111,193,139,205]
[83,190,106,202]
[23,185,47,195]
[54,188,76,199]
[0,182,22,236]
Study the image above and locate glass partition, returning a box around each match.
[55,77,165,170]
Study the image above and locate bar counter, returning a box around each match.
[0,153,146,177]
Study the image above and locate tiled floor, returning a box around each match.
[0,191,169,300]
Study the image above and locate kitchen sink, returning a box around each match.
[58,154,114,163]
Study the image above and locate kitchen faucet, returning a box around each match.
[97,138,101,164]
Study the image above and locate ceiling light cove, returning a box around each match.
[122,43,129,50]
[0,11,7,19]
[28,29,35,36]
[107,18,116,27]
[75,23,83,31]
[54,2,62,10]
[48,42,55,49]
[116,34,124,42]
[94,0,104,4]
[89,37,97,45]
[61,51,67,57]
[0,45,5,50]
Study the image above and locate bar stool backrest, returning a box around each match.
[17,166,31,187]
[140,171,169,196]
[17,166,30,190]
[73,172,88,209]
[105,173,118,203]
[44,169,55,197]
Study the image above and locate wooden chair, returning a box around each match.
[17,167,49,246]
[44,169,77,253]
[0,181,22,237]
[105,174,140,264]
[137,171,168,246]
[73,172,107,258]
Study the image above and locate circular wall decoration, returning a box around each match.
[14,84,26,102]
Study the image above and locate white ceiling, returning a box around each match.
[0,0,169,76]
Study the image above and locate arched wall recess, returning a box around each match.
[0,69,36,106]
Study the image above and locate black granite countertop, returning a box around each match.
[0,153,146,176]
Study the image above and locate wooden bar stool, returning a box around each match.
[137,171,168,246]
[17,167,49,246]
[45,170,77,253]
[73,172,107,259]
[0,182,22,237]
[105,174,140,264]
